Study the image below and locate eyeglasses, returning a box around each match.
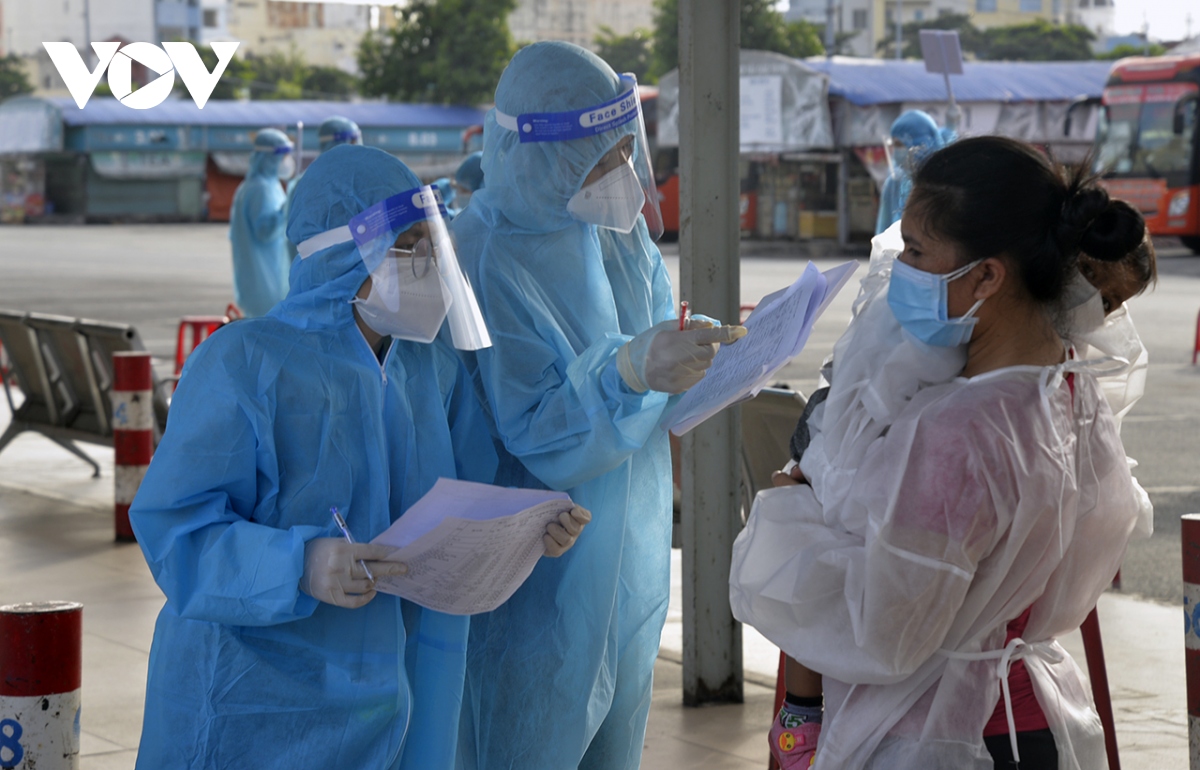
[387,238,435,278]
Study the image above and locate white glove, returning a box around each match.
[543,506,592,557]
[299,538,408,609]
[616,318,747,394]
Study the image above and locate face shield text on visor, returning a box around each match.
[294,185,492,350]
[494,73,664,240]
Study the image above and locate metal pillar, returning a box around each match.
[678,0,743,707]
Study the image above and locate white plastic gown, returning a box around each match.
[130,147,497,770]
[800,223,966,532]
[731,362,1146,769]
[450,42,675,770]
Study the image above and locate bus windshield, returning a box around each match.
[1094,83,1198,185]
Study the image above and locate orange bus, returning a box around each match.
[1093,55,1200,254]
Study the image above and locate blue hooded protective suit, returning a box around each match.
[131,144,495,770]
[284,116,363,259]
[876,110,944,234]
[450,41,675,770]
[455,151,484,193]
[230,128,293,317]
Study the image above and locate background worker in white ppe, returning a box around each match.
[731,136,1150,770]
[284,115,362,259]
[450,41,746,769]
[229,127,295,317]
[130,144,590,770]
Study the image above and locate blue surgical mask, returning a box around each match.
[887,258,985,347]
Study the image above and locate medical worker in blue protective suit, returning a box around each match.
[433,177,457,219]
[284,116,362,259]
[229,128,295,317]
[875,110,946,234]
[451,41,746,770]
[451,152,484,212]
[130,144,590,770]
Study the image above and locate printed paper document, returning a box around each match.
[665,261,858,435]
[370,478,573,615]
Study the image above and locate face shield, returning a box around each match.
[883,136,913,180]
[293,185,491,350]
[494,73,663,240]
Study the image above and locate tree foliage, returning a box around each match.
[878,15,1096,61]
[358,0,516,105]
[984,20,1095,61]
[0,54,34,101]
[1096,42,1166,60]
[595,26,654,82]
[191,46,357,100]
[651,0,825,79]
[877,13,986,59]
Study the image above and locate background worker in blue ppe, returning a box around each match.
[450,41,746,770]
[451,151,484,211]
[130,144,589,770]
[229,127,295,317]
[284,116,362,259]
[432,177,457,219]
[875,110,946,234]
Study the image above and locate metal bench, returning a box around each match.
[0,310,170,477]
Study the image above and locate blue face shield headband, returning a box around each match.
[887,258,985,347]
[295,185,491,351]
[493,73,665,240]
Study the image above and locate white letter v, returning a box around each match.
[43,42,120,109]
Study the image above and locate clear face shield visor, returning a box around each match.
[294,184,491,350]
[494,73,664,240]
[254,142,296,179]
[883,135,935,181]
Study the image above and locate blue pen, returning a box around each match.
[331,506,374,582]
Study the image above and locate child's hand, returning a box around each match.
[544,506,592,557]
[771,465,808,487]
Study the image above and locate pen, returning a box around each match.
[331,507,374,582]
[678,300,689,331]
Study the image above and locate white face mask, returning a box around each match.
[351,249,454,343]
[1059,272,1106,339]
[567,161,646,233]
[277,154,296,179]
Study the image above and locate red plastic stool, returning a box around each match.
[1193,308,1200,365]
[175,316,226,376]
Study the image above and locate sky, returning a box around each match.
[1114,0,1195,41]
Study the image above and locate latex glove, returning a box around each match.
[617,318,747,394]
[544,505,592,557]
[299,538,408,609]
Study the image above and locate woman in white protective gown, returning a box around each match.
[730,136,1154,770]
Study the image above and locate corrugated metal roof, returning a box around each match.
[47,97,487,128]
[804,57,1113,106]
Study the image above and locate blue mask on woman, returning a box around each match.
[887,258,984,347]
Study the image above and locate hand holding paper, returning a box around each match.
[544,505,592,557]
[664,261,858,435]
[369,479,580,615]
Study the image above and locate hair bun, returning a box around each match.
[1057,183,1143,263]
[1080,199,1145,263]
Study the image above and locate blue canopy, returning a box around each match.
[50,97,486,128]
[805,57,1112,106]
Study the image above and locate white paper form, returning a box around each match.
[665,261,859,436]
[370,478,573,615]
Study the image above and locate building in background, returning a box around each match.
[0,97,485,223]
[224,0,368,74]
[508,0,654,49]
[785,0,1111,58]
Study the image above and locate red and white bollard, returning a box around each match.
[1182,513,1200,768]
[112,351,153,543]
[0,601,83,770]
